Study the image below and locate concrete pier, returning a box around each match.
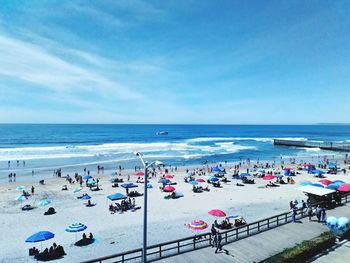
[273,139,350,152]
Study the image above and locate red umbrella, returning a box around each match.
[163,185,175,192]
[262,175,276,181]
[284,168,292,170]
[164,175,174,179]
[135,171,144,176]
[208,209,226,217]
[319,179,332,186]
[337,183,350,192]
[195,178,206,183]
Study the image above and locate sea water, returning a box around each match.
[0,124,349,182]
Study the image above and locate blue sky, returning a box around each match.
[0,0,349,124]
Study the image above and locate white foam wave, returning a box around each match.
[304,147,321,152]
[187,137,273,142]
[276,137,308,141]
[0,140,257,162]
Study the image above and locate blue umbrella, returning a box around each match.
[333,180,345,184]
[87,179,97,185]
[26,231,55,243]
[121,183,138,189]
[158,179,170,185]
[147,183,153,189]
[213,167,222,172]
[81,195,91,200]
[188,181,198,185]
[83,175,93,180]
[65,223,87,232]
[26,231,55,249]
[311,169,325,175]
[239,173,251,177]
[327,183,340,190]
[65,223,87,241]
[311,183,324,188]
[16,195,27,202]
[328,163,337,169]
[37,199,51,206]
[107,193,127,201]
[209,177,219,182]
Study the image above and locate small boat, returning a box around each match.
[157,131,169,135]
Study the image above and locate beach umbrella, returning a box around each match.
[87,179,97,185]
[107,193,127,201]
[328,163,337,169]
[187,220,208,231]
[81,195,91,200]
[310,183,324,188]
[163,185,175,192]
[37,199,50,206]
[195,178,206,183]
[262,175,276,181]
[319,179,333,186]
[147,183,153,189]
[16,195,27,202]
[164,175,174,179]
[25,231,55,250]
[65,223,87,241]
[213,167,222,173]
[239,173,251,177]
[333,180,345,185]
[209,176,219,182]
[188,181,198,185]
[16,186,25,191]
[326,184,337,190]
[299,181,312,186]
[135,171,144,176]
[120,183,138,189]
[208,209,226,217]
[311,169,325,175]
[173,190,184,198]
[284,168,292,171]
[74,187,82,193]
[158,179,170,185]
[83,175,92,180]
[337,183,350,192]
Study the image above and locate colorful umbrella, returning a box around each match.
[209,176,219,182]
[208,209,226,217]
[327,183,342,190]
[37,199,51,206]
[121,183,138,189]
[310,183,324,188]
[239,173,251,177]
[188,181,198,185]
[74,187,82,193]
[319,179,333,186]
[26,231,55,243]
[337,183,350,192]
[333,180,345,184]
[164,175,174,179]
[135,171,144,176]
[81,195,91,200]
[158,179,171,185]
[262,175,276,181]
[187,220,208,230]
[83,175,92,180]
[65,223,87,233]
[163,185,175,192]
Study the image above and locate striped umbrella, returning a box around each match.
[187,220,208,231]
[65,223,87,241]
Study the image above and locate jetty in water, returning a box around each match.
[273,139,350,152]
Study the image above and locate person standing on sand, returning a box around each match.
[31,186,35,195]
[32,170,34,176]
[8,160,10,168]
[307,206,313,221]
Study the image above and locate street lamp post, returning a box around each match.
[134,152,163,263]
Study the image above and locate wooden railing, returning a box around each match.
[81,194,350,263]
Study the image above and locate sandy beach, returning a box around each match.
[1,157,349,263]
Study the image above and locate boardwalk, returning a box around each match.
[155,205,350,263]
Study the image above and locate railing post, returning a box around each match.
[225,232,227,243]
[159,245,162,258]
[122,254,124,263]
[285,213,287,223]
[177,241,180,254]
[209,234,212,246]
[247,225,249,236]
[258,221,260,231]
[267,218,270,229]
[236,228,238,240]
[193,237,196,249]
[277,216,279,226]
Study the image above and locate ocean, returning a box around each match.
[0,124,349,181]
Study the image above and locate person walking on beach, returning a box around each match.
[8,160,10,168]
[215,232,222,253]
[316,205,321,222]
[292,207,297,222]
[31,186,35,195]
[307,206,313,221]
[32,170,34,176]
